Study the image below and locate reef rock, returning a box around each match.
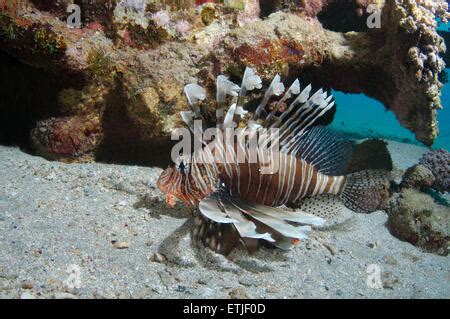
[401,164,436,191]
[30,114,103,162]
[0,0,449,161]
[418,148,450,193]
[386,188,449,256]
[387,145,449,255]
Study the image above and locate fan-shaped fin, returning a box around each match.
[197,191,325,253]
[231,197,325,226]
[198,196,237,223]
[283,126,354,175]
[256,82,335,159]
[340,169,390,214]
[298,194,354,229]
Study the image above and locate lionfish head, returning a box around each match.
[157,155,191,207]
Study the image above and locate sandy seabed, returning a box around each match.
[0,141,448,299]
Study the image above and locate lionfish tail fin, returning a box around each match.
[340,169,390,213]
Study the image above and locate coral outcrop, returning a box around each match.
[0,0,448,161]
[401,163,435,191]
[386,188,448,256]
[401,148,449,193]
[387,147,449,256]
[30,114,103,162]
[439,30,449,66]
[418,148,450,193]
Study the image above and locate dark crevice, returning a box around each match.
[0,52,174,168]
[259,0,279,18]
[0,51,81,151]
[96,133,175,169]
[317,1,370,33]
[94,77,174,168]
[29,0,74,21]
[259,0,307,18]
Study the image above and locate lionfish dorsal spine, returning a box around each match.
[216,75,240,128]
[262,78,301,126]
[230,67,262,126]
[184,83,205,116]
[268,83,311,130]
[239,67,262,97]
[181,67,336,153]
[182,83,206,133]
[274,87,334,146]
[252,74,285,121]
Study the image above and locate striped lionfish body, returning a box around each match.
[159,134,346,207]
[157,67,389,255]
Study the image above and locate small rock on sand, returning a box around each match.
[112,241,131,249]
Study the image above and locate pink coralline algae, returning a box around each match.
[175,20,192,35]
[151,10,171,28]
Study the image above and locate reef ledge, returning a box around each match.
[0,0,448,160]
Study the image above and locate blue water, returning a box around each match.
[330,20,449,150]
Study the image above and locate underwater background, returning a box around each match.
[330,20,449,150]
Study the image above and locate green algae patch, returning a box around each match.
[86,48,115,81]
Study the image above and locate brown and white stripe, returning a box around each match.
[158,128,347,208]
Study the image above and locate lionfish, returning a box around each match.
[157,67,389,255]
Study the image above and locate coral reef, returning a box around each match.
[386,188,448,256]
[401,163,435,191]
[30,114,103,162]
[401,149,450,193]
[418,149,450,193]
[0,0,449,160]
[386,146,449,255]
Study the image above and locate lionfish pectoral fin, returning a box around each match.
[196,192,273,254]
[228,198,314,240]
[198,195,239,224]
[196,192,324,254]
[232,199,326,226]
